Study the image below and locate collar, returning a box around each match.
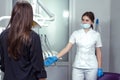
[82,28,92,33]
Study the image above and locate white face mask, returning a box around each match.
[81,23,91,29]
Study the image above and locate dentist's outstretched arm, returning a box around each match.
[44,42,73,67]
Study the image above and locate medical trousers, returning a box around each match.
[72,67,97,80]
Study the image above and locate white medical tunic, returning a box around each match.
[69,28,102,68]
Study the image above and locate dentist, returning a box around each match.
[44,11,103,80]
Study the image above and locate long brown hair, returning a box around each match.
[7,1,33,60]
[81,11,95,29]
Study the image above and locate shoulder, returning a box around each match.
[0,28,9,39]
[30,30,40,42]
[30,30,39,38]
[70,29,83,38]
[91,29,100,36]
[72,29,83,35]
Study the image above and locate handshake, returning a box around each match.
[44,56,58,66]
[44,56,104,78]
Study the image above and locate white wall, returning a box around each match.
[0,0,8,16]
[0,0,12,27]
[0,0,12,16]
[110,0,120,73]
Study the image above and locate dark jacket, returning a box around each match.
[0,29,47,80]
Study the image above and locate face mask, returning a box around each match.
[81,23,91,29]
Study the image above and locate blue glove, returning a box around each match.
[44,56,58,67]
[97,68,104,77]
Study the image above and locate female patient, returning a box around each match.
[0,1,47,80]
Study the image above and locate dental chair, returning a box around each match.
[97,72,120,80]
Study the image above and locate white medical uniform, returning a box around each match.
[69,28,102,80]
